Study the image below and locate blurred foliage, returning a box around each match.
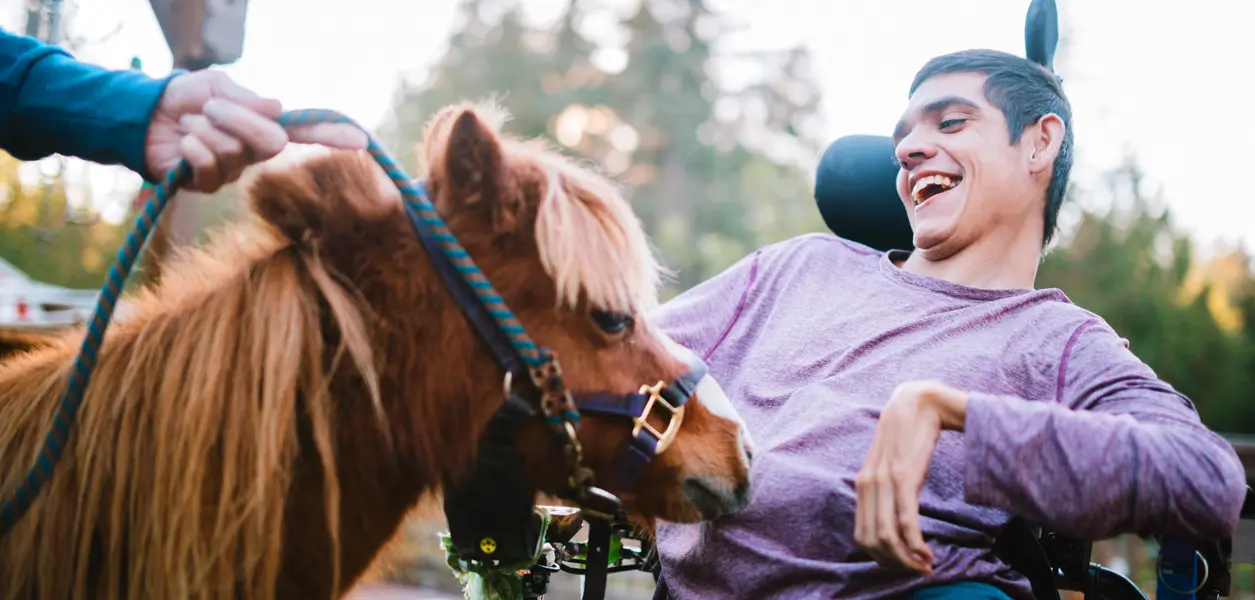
[0,0,1250,435]
[0,0,1249,434]
[1038,157,1255,432]
[378,0,828,294]
[0,152,135,289]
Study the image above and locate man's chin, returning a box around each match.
[911,224,963,261]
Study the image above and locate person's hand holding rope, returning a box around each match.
[144,70,368,193]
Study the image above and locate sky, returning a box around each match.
[4,0,1253,254]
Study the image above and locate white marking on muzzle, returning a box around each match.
[658,333,752,443]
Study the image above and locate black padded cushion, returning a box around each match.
[814,134,915,253]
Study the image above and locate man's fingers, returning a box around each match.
[873,469,920,572]
[179,134,222,193]
[202,98,289,161]
[854,468,871,548]
[854,446,882,551]
[287,123,369,150]
[894,472,932,574]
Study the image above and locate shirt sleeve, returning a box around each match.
[962,317,1247,541]
[648,249,764,360]
[0,29,175,180]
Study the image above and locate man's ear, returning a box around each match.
[1026,113,1065,174]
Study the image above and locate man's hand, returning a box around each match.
[143,70,368,193]
[854,380,968,577]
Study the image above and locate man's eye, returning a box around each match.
[939,119,967,130]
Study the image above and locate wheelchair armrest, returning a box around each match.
[1160,484,1255,598]
[1012,485,1255,600]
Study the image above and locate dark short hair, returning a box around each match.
[908,49,1074,247]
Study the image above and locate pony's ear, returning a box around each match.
[247,160,327,244]
[247,150,399,245]
[424,104,524,233]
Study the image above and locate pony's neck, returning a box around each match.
[277,206,514,594]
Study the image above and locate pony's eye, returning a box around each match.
[591,310,634,335]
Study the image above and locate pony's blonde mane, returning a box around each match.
[0,191,380,599]
[525,140,666,314]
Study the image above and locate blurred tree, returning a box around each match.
[379,0,828,294]
[1038,156,1255,432]
[0,151,134,289]
[378,0,563,157]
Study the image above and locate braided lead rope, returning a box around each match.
[0,109,560,539]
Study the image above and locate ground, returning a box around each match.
[346,584,462,599]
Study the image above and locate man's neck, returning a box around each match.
[899,226,1043,290]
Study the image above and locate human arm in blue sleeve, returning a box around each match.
[0,29,175,180]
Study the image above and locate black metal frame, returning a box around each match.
[990,488,1252,600]
[520,492,1251,600]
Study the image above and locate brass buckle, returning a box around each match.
[632,380,685,454]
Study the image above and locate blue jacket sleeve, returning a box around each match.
[0,29,175,180]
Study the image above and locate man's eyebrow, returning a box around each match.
[891,96,983,143]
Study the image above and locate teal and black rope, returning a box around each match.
[0,109,548,539]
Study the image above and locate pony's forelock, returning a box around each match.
[421,100,667,316]
[527,145,665,314]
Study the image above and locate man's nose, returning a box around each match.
[894,134,936,171]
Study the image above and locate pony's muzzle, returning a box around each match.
[687,374,754,519]
[692,374,755,467]
[682,475,752,520]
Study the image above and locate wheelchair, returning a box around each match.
[515,133,1255,600]
[809,132,1255,600]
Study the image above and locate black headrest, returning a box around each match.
[814,135,914,252]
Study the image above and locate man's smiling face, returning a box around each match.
[891,71,1041,260]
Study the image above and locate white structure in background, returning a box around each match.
[0,257,99,329]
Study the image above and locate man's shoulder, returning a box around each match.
[1012,289,1119,341]
[760,232,884,260]
[751,232,885,282]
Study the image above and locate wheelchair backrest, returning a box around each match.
[813,134,914,252]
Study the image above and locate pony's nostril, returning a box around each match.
[732,424,753,461]
[740,428,756,464]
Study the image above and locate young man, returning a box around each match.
[0,29,364,192]
[648,49,1247,600]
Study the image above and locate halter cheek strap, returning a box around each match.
[405,180,531,384]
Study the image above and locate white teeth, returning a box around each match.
[911,175,958,204]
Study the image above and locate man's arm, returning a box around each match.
[963,318,1247,541]
[0,29,174,178]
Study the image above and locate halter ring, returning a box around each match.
[632,381,686,454]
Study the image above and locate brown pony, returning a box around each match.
[0,102,754,600]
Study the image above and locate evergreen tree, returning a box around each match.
[380,0,828,292]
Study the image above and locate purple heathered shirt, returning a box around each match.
[648,233,1247,600]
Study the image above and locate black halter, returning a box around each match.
[406,180,707,595]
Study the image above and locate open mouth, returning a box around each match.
[911,174,962,206]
